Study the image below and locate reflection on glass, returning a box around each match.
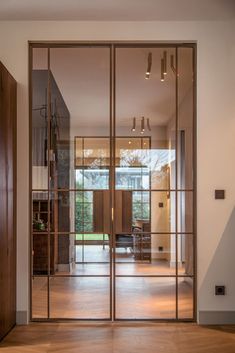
[178,234,194,276]
[116,277,176,319]
[32,277,48,318]
[50,277,110,319]
[75,137,110,168]
[115,167,150,190]
[115,137,150,190]
[76,169,109,190]
[32,48,49,191]
[177,191,193,233]
[178,47,194,190]
[178,277,194,319]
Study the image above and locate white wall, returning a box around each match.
[0,20,235,323]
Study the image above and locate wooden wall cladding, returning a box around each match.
[0,62,17,340]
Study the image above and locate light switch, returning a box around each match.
[215,190,225,200]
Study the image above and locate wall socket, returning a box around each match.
[215,285,225,295]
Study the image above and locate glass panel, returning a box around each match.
[133,191,150,221]
[178,277,194,319]
[177,47,194,190]
[151,191,176,233]
[178,234,194,276]
[83,137,110,167]
[32,233,48,275]
[32,277,48,318]
[115,48,176,190]
[49,190,111,234]
[46,233,110,276]
[76,169,109,190]
[49,48,110,191]
[75,137,110,168]
[177,191,193,233]
[114,191,175,234]
[75,242,110,264]
[50,277,110,319]
[116,277,176,319]
[32,48,49,191]
[32,191,49,232]
[49,191,71,233]
[115,234,176,275]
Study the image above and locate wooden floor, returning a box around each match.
[1,323,235,353]
[32,276,193,319]
[32,246,193,319]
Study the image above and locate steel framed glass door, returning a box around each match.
[30,45,112,320]
[30,43,195,321]
[113,46,195,320]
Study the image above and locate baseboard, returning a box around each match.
[16,311,28,325]
[198,311,235,325]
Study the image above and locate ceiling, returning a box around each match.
[33,47,193,128]
[0,0,235,21]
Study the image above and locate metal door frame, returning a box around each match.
[29,41,197,322]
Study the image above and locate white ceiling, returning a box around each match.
[33,47,193,128]
[0,0,235,21]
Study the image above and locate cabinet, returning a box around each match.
[93,190,132,235]
[134,234,151,261]
[0,62,17,340]
[32,198,55,274]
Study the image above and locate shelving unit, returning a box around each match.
[133,233,151,261]
[32,198,55,274]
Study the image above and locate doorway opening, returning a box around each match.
[30,43,196,321]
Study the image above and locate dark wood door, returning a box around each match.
[0,62,17,340]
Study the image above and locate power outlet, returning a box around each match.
[215,285,225,295]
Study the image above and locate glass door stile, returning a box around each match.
[30,43,196,321]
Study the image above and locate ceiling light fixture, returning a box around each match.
[170,54,176,75]
[145,52,152,79]
[147,118,151,131]
[131,117,136,131]
[163,51,167,75]
[141,116,145,134]
[161,58,165,82]
[131,117,151,134]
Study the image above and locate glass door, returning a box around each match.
[31,46,112,320]
[114,46,195,320]
[30,43,195,321]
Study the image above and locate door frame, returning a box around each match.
[29,41,197,322]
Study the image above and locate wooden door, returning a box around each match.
[0,62,17,340]
[93,190,132,234]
